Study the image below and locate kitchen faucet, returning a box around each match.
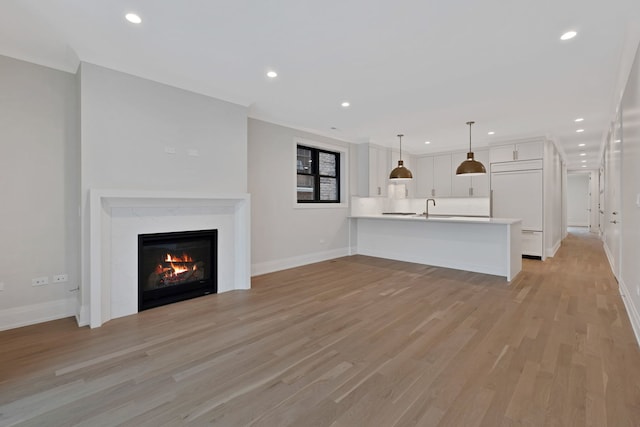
[425,198,436,217]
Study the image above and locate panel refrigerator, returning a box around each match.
[491,163,543,258]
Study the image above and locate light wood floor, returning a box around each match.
[1,230,639,426]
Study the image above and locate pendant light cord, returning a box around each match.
[397,134,404,161]
[466,121,475,152]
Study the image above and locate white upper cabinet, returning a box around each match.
[490,141,544,163]
[471,149,490,196]
[452,149,489,197]
[358,143,390,197]
[433,154,452,197]
[516,141,544,161]
[415,156,434,197]
[370,145,390,197]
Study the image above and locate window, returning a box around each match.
[296,145,340,203]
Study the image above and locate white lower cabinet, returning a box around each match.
[521,231,543,257]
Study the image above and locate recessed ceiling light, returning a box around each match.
[576,129,584,133]
[581,160,587,163]
[424,141,431,144]
[560,31,577,41]
[266,70,278,78]
[488,131,495,135]
[581,165,587,168]
[615,139,621,142]
[580,153,586,156]
[341,101,350,108]
[575,117,584,122]
[125,13,142,24]
[578,143,586,147]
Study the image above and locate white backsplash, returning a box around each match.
[351,196,491,217]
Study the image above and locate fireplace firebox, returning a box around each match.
[138,229,217,311]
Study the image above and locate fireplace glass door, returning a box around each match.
[138,229,217,311]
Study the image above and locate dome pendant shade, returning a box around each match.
[390,160,413,180]
[456,121,487,176]
[390,134,413,181]
[456,152,487,176]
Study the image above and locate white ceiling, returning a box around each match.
[1,0,639,170]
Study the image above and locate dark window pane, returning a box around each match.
[297,175,315,200]
[320,177,338,201]
[319,152,336,177]
[297,147,313,173]
[297,144,340,203]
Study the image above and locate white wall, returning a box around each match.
[79,63,248,324]
[0,55,79,330]
[566,173,590,227]
[619,42,640,344]
[544,141,564,257]
[588,170,600,232]
[248,119,356,275]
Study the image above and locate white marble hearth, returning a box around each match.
[87,190,250,328]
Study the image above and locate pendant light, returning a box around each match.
[389,134,413,180]
[456,121,486,176]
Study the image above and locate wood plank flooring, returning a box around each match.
[1,229,639,426]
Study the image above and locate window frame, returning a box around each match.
[293,138,348,209]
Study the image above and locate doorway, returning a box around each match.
[566,173,590,229]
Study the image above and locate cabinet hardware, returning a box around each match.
[612,211,618,215]
[610,220,618,224]
[431,189,435,197]
[377,186,381,195]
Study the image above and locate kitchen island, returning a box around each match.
[350,214,522,281]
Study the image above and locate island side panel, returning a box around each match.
[354,218,511,279]
[508,221,523,281]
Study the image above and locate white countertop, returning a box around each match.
[349,214,522,225]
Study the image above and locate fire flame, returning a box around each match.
[164,253,193,276]
[165,253,193,262]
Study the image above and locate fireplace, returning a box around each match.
[138,229,217,311]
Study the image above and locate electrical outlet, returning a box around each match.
[53,274,68,283]
[32,277,48,286]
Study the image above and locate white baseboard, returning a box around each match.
[546,239,562,258]
[603,241,617,278]
[619,278,640,348]
[76,304,89,327]
[252,247,350,276]
[0,298,77,331]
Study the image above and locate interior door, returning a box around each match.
[566,173,590,227]
[604,120,622,279]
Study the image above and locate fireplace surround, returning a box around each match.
[85,190,250,328]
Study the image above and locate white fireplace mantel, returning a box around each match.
[87,189,251,328]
